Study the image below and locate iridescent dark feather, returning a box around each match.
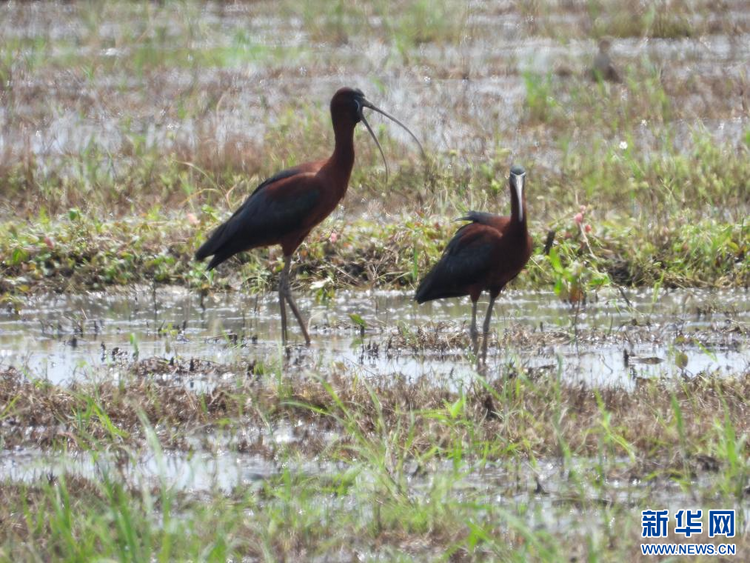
[194,167,320,270]
[415,221,502,303]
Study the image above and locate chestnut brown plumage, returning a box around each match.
[196,87,423,344]
[416,166,532,357]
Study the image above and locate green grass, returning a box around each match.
[1,2,748,559]
[0,207,746,302]
[1,364,748,560]
[1,83,748,299]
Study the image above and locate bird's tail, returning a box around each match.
[194,223,230,270]
[414,271,436,303]
[194,241,211,262]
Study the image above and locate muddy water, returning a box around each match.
[0,287,746,388]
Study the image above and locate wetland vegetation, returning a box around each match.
[0,0,748,560]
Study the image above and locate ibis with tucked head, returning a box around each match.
[195,87,423,344]
[415,165,533,357]
[590,37,620,83]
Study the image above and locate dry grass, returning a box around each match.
[1,0,748,219]
[1,2,748,559]
[2,356,748,560]
[2,361,748,470]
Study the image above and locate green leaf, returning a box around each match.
[349,313,367,329]
[547,247,563,274]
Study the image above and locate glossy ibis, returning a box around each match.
[415,165,532,357]
[195,87,423,345]
[590,37,621,83]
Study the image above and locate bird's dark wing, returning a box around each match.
[457,211,498,226]
[195,171,320,269]
[458,211,511,234]
[250,166,303,197]
[221,166,304,224]
[415,223,503,303]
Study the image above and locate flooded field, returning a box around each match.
[2,447,746,540]
[1,287,746,388]
[1,0,748,559]
[1,0,749,222]
[4,282,747,559]
[1,1,749,159]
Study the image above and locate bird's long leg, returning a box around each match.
[470,300,479,356]
[282,255,311,345]
[279,267,287,346]
[481,295,497,364]
[279,261,289,345]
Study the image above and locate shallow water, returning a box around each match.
[0,287,746,389]
[1,1,749,171]
[2,445,747,540]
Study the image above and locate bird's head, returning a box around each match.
[598,36,612,53]
[331,87,425,182]
[331,87,367,124]
[509,165,526,222]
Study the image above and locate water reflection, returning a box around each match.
[0,287,746,388]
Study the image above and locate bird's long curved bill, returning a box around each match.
[514,174,524,222]
[359,100,425,184]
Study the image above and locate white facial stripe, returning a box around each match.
[514,174,525,221]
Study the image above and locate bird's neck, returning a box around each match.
[328,118,357,187]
